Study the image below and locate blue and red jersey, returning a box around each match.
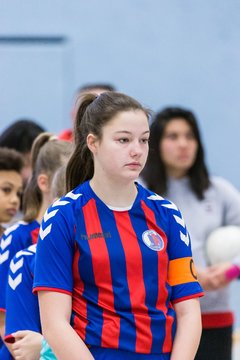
[4,244,40,344]
[0,220,39,312]
[0,220,39,359]
[33,181,203,355]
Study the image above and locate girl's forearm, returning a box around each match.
[43,322,94,360]
[171,316,201,359]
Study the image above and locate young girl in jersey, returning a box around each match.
[0,133,72,359]
[0,148,23,354]
[141,107,240,360]
[0,148,23,237]
[33,92,203,360]
[4,166,68,360]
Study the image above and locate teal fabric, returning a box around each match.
[40,338,57,360]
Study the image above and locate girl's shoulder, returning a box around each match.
[49,187,85,214]
[137,181,179,214]
[2,220,37,240]
[209,175,239,194]
[10,244,37,276]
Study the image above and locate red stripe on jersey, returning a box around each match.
[72,247,88,341]
[83,199,120,348]
[114,210,152,353]
[172,292,204,304]
[31,228,40,244]
[141,200,173,353]
[33,287,71,295]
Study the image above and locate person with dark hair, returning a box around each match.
[0,133,72,359]
[34,92,203,360]
[0,119,45,186]
[142,106,240,360]
[0,147,24,355]
[0,148,24,236]
[58,83,116,142]
[3,158,70,360]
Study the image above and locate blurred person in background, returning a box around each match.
[0,147,24,353]
[0,148,24,236]
[0,119,45,187]
[142,106,240,360]
[0,133,72,359]
[4,166,69,360]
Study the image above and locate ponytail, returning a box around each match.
[23,133,72,222]
[23,133,53,222]
[66,94,96,192]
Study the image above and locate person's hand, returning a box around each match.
[197,263,232,291]
[12,330,43,360]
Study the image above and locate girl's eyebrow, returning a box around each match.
[0,182,13,186]
[114,130,150,134]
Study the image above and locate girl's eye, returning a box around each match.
[1,187,11,194]
[140,138,149,144]
[165,134,177,140]
[119,138,129,144]
[186,132,196,140]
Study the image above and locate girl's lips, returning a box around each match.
[6,208,17,217]
[126,162,141,168]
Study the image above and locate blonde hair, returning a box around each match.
[23,133,72,222]
[51,165,67,200]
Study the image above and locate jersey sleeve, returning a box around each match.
[165,202,204,303]
[0,224,24,311]
[4,245,41,343]
[33,200,76,295]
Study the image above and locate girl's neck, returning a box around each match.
[36,194,52,224]
[167,168,187,179]
[90,177,138,208]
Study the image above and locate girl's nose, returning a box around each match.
[130,141,142,157]
[10,192,20,205]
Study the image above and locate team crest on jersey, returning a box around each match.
[142,230,164,251]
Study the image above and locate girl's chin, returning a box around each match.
[1,215,13,224]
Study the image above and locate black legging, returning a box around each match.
[195,326,232,360]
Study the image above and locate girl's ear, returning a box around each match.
[37,174,50,193]
[87,133,99,154]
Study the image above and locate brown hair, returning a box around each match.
[23,133,72,222]
[66,91,150,191]
[0,147,24,173]
[142,107,210,199]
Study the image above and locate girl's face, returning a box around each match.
[0,170,23,223]
[89,110,150,183]
[160,118,198,178]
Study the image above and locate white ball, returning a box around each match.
[206,226,240,265]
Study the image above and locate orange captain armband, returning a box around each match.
[168,257,198,286]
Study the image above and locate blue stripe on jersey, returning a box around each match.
[89,347,171,360]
